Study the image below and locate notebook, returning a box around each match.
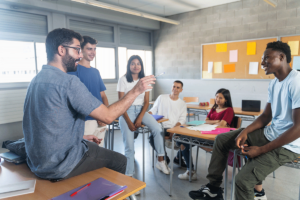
[51,178,127,200]
[0,180,36,199]
[151,114,164,121]
[0,152,26,164]
[186,121,206,126]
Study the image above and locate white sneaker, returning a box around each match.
[178,170,197,180]
[134,190,140,196]
[156,160,170,174]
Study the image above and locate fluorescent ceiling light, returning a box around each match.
[71,0,180,25]
[264,0,277,8]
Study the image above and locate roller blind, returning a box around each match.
[69,20,114,43]
[120,28,151,46]
[0,8,48,36]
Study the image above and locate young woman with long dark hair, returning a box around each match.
[117,55,170,182]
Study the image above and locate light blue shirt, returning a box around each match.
[264,70,300,154]
[23,65,102,179]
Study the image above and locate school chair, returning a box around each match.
[111,119,166,183]
[183,97,199,121]
[230,151,300,200]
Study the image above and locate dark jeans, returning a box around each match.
[207,128,300,200]
[64,141,127,179]
[176,142,194,170]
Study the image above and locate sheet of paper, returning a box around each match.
[229,50,238,62]
[224,64,235,73]
[187,124,218,131]
[247,42,256,55]
[208,62,213,73]
[214,62,222,73]
[216,43,227,52]
[288,41,299,56]
[202,71,212,79]
[249,62,259,75]
[292,56,300,70]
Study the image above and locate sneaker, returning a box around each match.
[189,184,223,200]
[165,139,179,150]
[254,188,267,200]
[156,160,170,174]
[134,190,141,196]
[178,170,197,180]
[173,156,187,168]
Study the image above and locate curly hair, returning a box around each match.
[46,28,82,62]
[266,41,291,63]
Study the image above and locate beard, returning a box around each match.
[62,51,80,72]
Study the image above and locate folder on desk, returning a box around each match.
[151,114,164,121]
[51,178,127,200]
[186,121,205,126]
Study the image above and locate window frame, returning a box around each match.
[0,4,51,89]
[67,16,154,83]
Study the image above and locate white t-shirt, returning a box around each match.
[117,75,151,106]
[149,94,187,128]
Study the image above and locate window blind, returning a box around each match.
[120,28,151,46]
[69,20,114,43]
[0,8,48,36]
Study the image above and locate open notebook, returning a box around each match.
[51,178,127,200]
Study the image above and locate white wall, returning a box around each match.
[154,79,270,109]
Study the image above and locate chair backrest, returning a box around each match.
[232,116,242,128]
[183,97,199,103]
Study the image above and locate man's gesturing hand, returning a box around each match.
[133,75,156,94]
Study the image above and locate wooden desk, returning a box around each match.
[233,107,263,116]
[167,125,217,141]
[167,125,231,198]
[0,161,145,200]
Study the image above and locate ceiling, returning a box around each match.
[95,0,241,16]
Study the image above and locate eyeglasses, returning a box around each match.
[62,46,81,54]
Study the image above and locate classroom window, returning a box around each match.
[0,40,37,83]
[118,47,152,78]
[95,47,116,79]
[36,42,47,73]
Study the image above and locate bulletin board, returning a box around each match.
[280,35,300,70]
[201,38,277,80]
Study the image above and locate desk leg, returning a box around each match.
[142,128,145,183]
[189,137,192,182]
[169,134,175,196]
[230,150,238,200]
[108,124,111,150]
[111,122,115,150]
[224,159,228,200]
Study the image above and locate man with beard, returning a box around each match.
[188,41,300,200]
[68,36,108,147]
[23,28,156,181]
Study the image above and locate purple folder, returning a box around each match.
[151,114,164,121]
[51,178,127,200]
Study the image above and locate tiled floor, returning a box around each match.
[111,125,300,200]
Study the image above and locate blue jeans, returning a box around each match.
[177,142,194,170]
[119,105,165,176]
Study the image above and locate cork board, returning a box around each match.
[280,35,300,69]
[202,38,277,80]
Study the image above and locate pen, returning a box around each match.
[70,183,91,197]
[154,72,165,78]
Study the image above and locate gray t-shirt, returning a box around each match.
[23,65,102,179]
